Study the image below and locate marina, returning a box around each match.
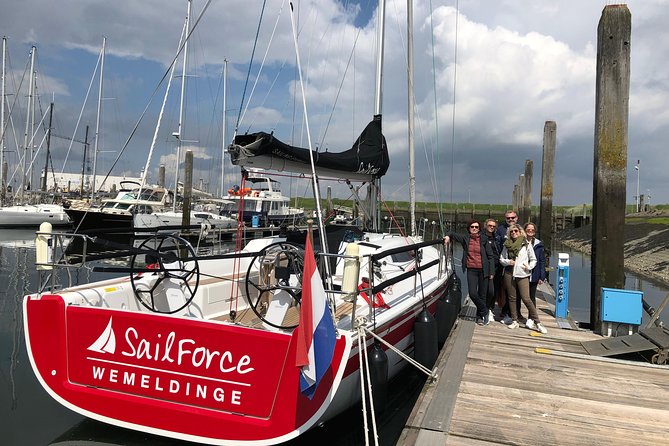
[2,231,667,445]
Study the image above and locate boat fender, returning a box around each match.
[35,222,53,271]
[341,243,359,302]
[368,341,388,413]
[414,309,438,369]
[435,298,455,347]
[447,272,463,313]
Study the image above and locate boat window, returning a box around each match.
[390,251,414,262]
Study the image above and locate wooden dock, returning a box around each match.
[398,286,669,445]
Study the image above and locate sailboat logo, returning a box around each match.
[87,317,117,354]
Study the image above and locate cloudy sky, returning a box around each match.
[1,0,666,206]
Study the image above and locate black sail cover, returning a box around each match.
[229,115,389,181]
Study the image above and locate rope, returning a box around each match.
[235,0,267,134]
[381,200,406,237]
[359,327,380,446]
[356,330,371,446]
[362,326,437,379]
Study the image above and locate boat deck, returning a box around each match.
[398,285,669,445]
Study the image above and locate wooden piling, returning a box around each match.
[182,150,193,227]
[539,121,556,253]
[522,160,533,224]
[591,5,630,333]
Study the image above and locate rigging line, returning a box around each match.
[240,0,287,132]
[97,0,213,192]
[60,44,101,173]
[429,0,444,231]
[450,0,460,206]
[234,0,268,136]
[0,49,29,163]
[317,24,364,150]
[248,58,289,133]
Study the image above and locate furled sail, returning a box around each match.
[229,115,389,181]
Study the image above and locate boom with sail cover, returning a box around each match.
[229,115,389,181]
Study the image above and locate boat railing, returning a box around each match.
[318,238,449,328]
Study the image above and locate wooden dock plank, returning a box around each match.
[397,291,669,445]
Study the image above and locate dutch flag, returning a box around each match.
[295,233,337,399]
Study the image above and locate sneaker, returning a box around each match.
[488,309,495,323]
[507,321,519,329]
[501,315,513,325]
[476,317,484,326]
[536,323,548,334]
[525,319,535,330]
[518,316,527,324]
[483,312,490,325]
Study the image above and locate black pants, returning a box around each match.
[487,265,502,311]
[466,268,488,319]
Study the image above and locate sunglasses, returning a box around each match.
[526,228,536,232]
[510,229,520,233]
[469,225,480,229]
[506,216,517,220]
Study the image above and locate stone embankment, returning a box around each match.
[555,221,669,288]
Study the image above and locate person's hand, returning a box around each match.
[443,236,450,245]
[489,275,494,280]
[538,279,544,285]
[509,259,515,265]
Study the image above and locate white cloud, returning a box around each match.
[1,0,666,205]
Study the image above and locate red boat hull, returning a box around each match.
[24,294,352,445]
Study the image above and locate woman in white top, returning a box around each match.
[499,223,547,333]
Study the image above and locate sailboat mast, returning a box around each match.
[220,58,227,198]
[0,37,6,201]
[91,37,106,202]
[41,102,53,191]
[20,46,36,202]
[408,0,416,236]
[173,0,191,213]
[370,0,386,231]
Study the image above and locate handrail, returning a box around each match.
[371,258,439,294]
[369,238,443,262]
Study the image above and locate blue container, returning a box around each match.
[555,253,570,318]
[601,287,643,325]
[251,215,260,228]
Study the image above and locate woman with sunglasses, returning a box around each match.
[444,220,495,325]
[499,223,547,333]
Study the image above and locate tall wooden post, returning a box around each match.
[512,184,518,211]
[522,160,533,223]
[540,121,556,254]
[591,5,630,333]
[518,175,525,221]
[182,150,193,227]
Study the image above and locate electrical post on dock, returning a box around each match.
[556,253,570,320]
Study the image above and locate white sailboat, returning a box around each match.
[23,2,458,445]
[0,44,70,228]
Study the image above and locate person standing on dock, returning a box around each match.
[483,218,502,322]
[524,222,546,314]
[496,210,519,324]
[444,220,495,325]
[499,224,547,334]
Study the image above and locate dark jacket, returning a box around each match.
[448,232,495,276]
[529,238,546,283]
[482,231,502,267]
